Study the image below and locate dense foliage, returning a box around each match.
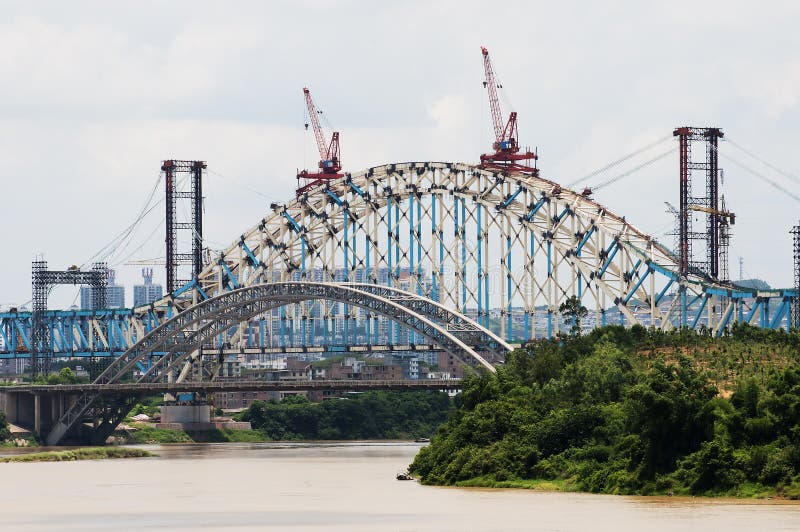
[237,391,454,440]
[32,367,85,385]
[0,410,11,441]
[410,325,800,498]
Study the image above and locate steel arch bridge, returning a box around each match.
[1,161,797,362]
[43,282,505,444]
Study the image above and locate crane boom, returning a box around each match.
[297,87,342,196]
[482,47,504,144]
[303,87,328,161]
[479,47,536,173]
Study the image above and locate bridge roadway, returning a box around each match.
[3,378,462,395]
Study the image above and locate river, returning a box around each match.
[1,442,799,531]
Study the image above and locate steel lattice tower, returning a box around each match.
[792,224,800,329]
[163,160,206,294]
[673,127,725,278]
[30,260,108,376]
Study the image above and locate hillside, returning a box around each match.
[409,324,800,498]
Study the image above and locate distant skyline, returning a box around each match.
[1,1,799,309]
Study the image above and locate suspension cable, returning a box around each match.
[725,136,800,185]
[567,134,673,188]
[719,151,800,203]
[590,147,676,192]
[81,172,164,268]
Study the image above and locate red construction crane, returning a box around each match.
[297,87,342,196]
[479,47,537,173]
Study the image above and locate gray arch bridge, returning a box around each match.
[11,282,507,445]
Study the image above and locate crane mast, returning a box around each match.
[297,87,342,196]
[479,47,537,173]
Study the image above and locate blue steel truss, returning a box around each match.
[2,161,798,362]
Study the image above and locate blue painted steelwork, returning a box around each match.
[525,229,535,339]
[524,197,546,222]
[431,193,439,302]
[554,206,571,225]
[769,298,789,329]
[547,239,553,339]
[173,280,196,298]
[499,186,523,210]
[346,178,367,198]
[196,284,209,301]
[460,198,467,313]
[598,241,619,278]
[655,278,674,305]
[416,195,422,292]
[744,298,761,325]
[240,240,260,267]
[681,288,688,328]
[690,295,709,329]
[716,304,735,337]
[326,188,344,206]
[220,261,240,289]
[623,267,651,305]
[477,203,483,329]
[575,226,596,255]
[627,259,643,282]
[281,211,303,233]
[387,194,394,344]
[506,232,512,341]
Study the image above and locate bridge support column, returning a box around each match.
[33,393,41,437]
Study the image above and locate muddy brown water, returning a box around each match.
[1,442,799,531]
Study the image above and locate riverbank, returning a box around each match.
[410,325,800,500]
[0,447,155,462]
[113,423,268,444]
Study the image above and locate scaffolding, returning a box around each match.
[163,160,206,294]
[792,224,800,329]
[31,260,108,376]
[673,127,727,279]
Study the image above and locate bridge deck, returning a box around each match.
[3,379,462,395]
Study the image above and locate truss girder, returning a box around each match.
[5,162,799,363]
[186,162,794,338]
[45,282,499,444]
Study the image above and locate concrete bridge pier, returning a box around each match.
[0,390,81,442]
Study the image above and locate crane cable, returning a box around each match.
[567,134,673,189]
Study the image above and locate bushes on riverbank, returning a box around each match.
[0,447,154,462]
[238,391,454,440]
[409,325,800,498]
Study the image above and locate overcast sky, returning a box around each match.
[1,0,799,309]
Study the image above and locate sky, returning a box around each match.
[1,0,799,309]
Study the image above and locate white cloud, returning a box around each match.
[1,0,799,309]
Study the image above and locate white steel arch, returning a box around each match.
[174,162,764,340]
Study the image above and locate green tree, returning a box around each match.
[559,296,588,336]
[0,411,11,441]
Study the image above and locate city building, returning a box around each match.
[133,268,163,307]
[80,269,125,310]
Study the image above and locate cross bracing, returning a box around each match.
[2,162,797,362]
[43,282,502,444]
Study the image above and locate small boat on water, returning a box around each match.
[396,472,414,481]
[414,437,430,443]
